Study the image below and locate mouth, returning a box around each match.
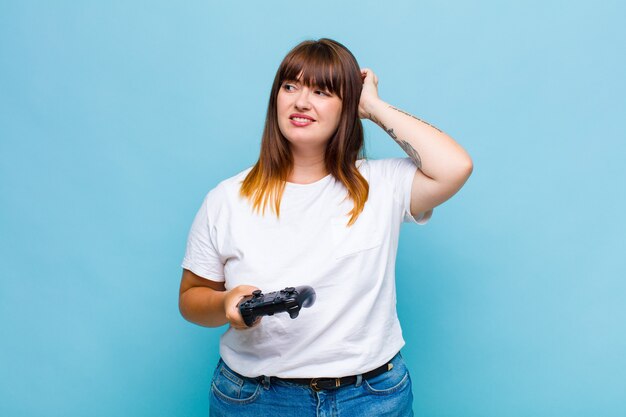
[289,114,316,123]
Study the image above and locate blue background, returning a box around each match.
[1,1,625,416]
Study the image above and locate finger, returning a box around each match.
[228,304,245,326]
[228,313,246,328]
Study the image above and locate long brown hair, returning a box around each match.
[239,38,368,227]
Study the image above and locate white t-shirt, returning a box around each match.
[181,157,432,378]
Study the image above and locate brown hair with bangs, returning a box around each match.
[239,38,368,227]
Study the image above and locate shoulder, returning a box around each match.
[357,157,415,180]
[200,166,254,212]
[217,165,253,193]
[361,157,414,169]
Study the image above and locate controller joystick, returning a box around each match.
[238,285,316,327]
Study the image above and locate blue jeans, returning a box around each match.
[209,351,414,417]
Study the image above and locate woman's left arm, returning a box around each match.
[359,68,473,216]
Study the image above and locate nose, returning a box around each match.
[294,87,312,110]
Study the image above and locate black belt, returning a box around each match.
[257,360,394,392]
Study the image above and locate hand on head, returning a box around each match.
[359,68,381,119]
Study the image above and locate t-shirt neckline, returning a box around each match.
[285,173,333,187]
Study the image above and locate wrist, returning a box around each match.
[364,98,387,121]
[220,289,230,315]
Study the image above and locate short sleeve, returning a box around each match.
[371,157,433,225]
[181,188,225,282]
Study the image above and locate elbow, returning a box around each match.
[454,156,473,179]
[450,157,473,188]
[178,299,186,320]
[463,157,473,177]
[178,291,191,321]
[458,147,473,174]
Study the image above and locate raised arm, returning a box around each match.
[359,68,473,216]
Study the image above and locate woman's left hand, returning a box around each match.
[358,68,381,119]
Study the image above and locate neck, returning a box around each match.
[287,150,328,184]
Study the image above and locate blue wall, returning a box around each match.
[1,1,625,416]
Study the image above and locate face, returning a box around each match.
[276,77,343,150]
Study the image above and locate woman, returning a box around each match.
[179,38,472,416]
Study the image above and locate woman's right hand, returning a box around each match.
[223,285,262,330]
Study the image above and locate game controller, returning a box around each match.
[238,286,316,327]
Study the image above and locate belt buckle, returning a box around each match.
[310,378,341,391]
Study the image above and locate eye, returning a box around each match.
[282,82,297,92]
[315,89,331,97]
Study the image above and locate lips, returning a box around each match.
[289,113,316,122]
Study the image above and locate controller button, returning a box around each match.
[285,287,295,293]
[253,290,262,297]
